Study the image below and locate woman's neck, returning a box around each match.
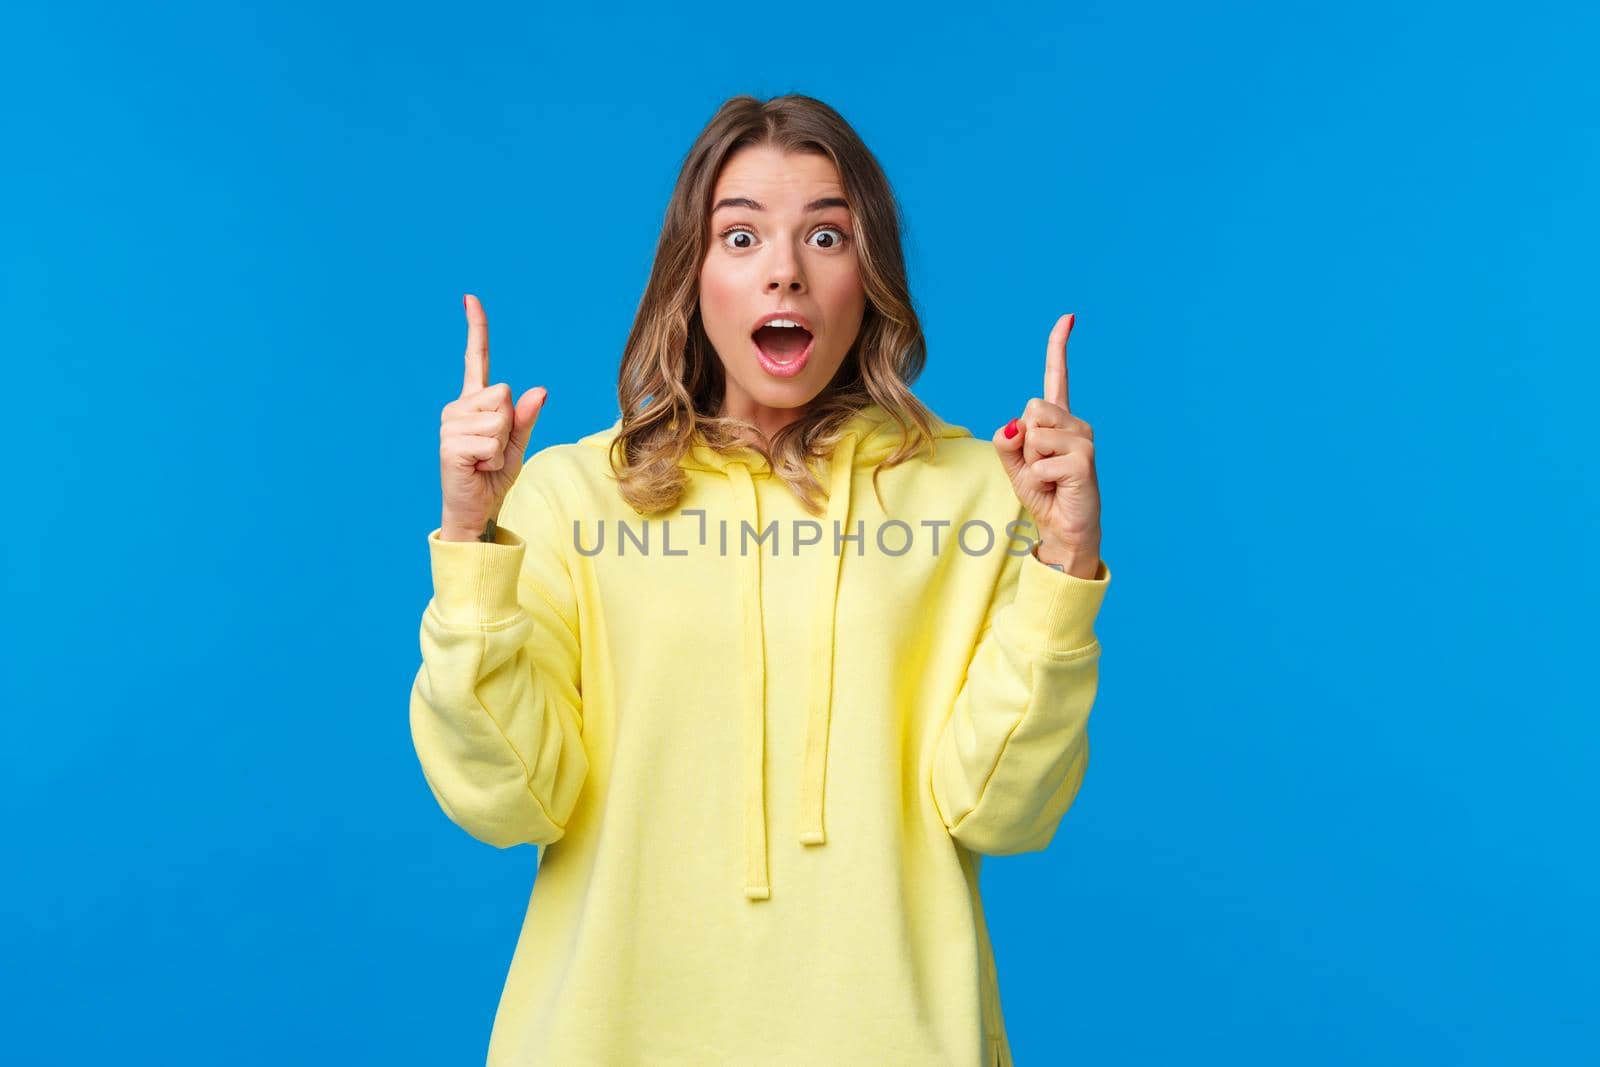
[717,391,808,441]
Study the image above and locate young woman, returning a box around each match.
[412,93,1111,1066]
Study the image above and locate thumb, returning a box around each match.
[507,386,548,459]
[991,416,1027,481]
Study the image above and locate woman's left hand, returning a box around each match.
[992,313,1103,578]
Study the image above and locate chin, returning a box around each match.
[738,379,822,410]
[713,334,851,415]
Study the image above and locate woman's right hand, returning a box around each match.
[439,294,549,541]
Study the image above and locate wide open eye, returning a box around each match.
[716,224,851,251]
[809,226,848,250]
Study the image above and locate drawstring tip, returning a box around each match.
[744,885,771,901]
[799,830,826,845]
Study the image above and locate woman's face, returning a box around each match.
[698,144,866,434]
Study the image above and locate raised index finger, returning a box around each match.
[462,293,490,396]
[1044,312,1074,412]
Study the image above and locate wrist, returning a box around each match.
[1034,539,1101,579]
[440,518,497,542]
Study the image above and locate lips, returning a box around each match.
[752,323,812,359]
[751,310,814,334]
[751,323,815,378]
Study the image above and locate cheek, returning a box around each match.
[820,263,867,323]
[698,260,742,335]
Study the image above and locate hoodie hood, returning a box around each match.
[578,402,973,900]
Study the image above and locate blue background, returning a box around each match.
[3,0,1595,1063]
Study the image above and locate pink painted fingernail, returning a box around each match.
[1003,418,1019,439]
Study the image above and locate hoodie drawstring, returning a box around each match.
[726,431,861,901]
[799,431,857,848]
[725,460,770,900]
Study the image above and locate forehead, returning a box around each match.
[711,144,844,201]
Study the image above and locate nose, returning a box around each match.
[765,241,805,293]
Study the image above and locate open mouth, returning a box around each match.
[751,323,815,378]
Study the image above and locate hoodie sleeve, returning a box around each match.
[409,465,588,850]
[929,517,1111,856]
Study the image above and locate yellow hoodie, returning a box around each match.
[410,400,1111,1066]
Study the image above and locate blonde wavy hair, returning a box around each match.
[609,93,942,517]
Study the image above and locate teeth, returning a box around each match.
[763,319,804,329]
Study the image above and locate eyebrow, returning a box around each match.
[711,196,850,214]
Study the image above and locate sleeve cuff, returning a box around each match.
[425,525,529,624]
[1009,550,1112,652]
